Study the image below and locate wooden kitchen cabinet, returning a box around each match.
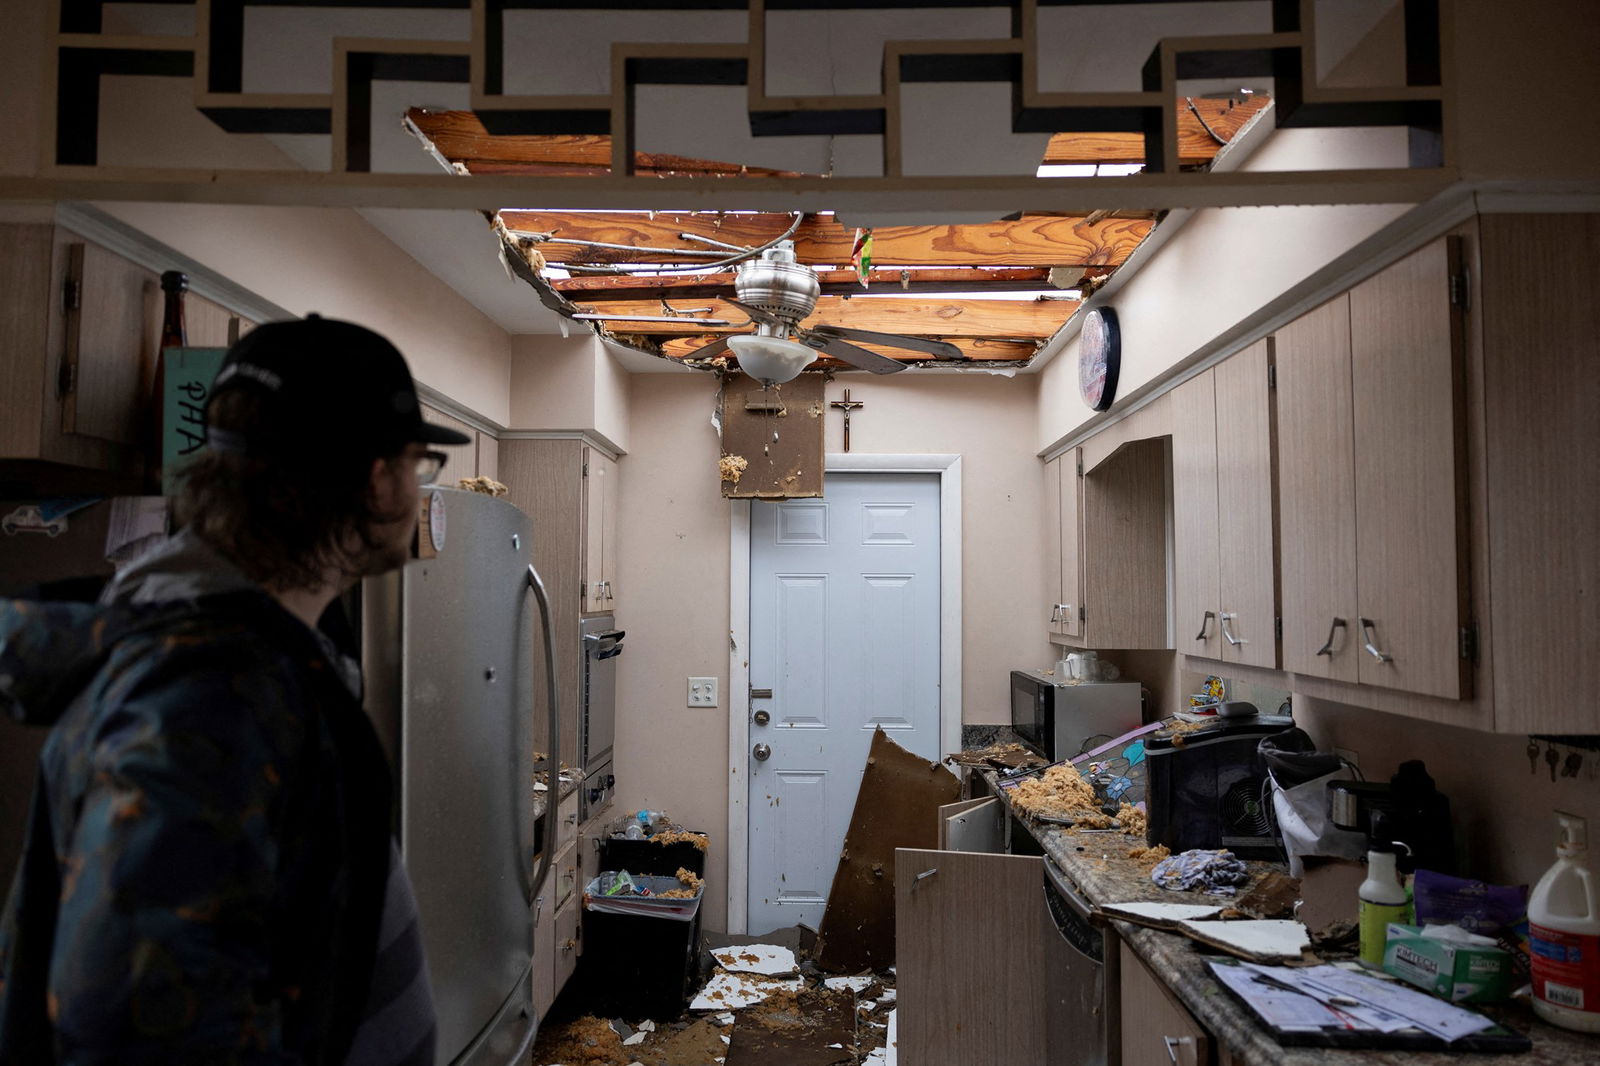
[1120,943,1211,1066]
[499,436,622,770]
[1044,447,1084,642]
[895,847,1049,1066]
[0,222,249,486]
[1080,436,1169,650]
[582,447,620,612]
[1274,237,1470,700]
[1171,344,1277,668]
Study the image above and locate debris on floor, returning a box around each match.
[530,929,897,1065]
[815,728,961,974]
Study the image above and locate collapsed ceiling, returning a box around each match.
[409,96,1270,375]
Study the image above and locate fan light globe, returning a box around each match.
[728,334,813,385]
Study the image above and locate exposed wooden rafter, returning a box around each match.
[498,211,1154,268]
[579,295,1075,338]
[551,267,1059,300]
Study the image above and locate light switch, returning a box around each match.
[687,677,719,707]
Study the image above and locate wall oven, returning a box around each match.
[579,615,622,819]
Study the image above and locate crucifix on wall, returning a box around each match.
[829,389,865,452]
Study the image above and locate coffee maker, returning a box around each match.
[1326,760,1453,873]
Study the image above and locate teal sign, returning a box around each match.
[161,347,228,495]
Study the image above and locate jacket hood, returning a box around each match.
[0,530,260,727]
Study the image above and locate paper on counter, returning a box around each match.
[1209,961,1346,1032]
[1102,901,1223,926]
[711,944,797,976]
[1177,918,1310,960]
[690,971,803,1011]
[1269,963,1497,1042]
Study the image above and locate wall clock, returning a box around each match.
[1078,307,1121,412]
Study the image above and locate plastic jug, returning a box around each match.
[1529,812,1600,1032]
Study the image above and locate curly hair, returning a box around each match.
[174,388,410,590]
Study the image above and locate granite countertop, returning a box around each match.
[531,770,584,822]
[978,769,1597,1066]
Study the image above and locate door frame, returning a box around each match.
[726,453,963,934]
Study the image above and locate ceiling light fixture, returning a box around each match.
[728,334,815,385]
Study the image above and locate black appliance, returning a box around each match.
[1145,713,1294,859]
[1043,857,1117,1066]
[1326,760,1453,874]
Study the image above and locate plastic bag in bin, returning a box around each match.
[583,873,703,922]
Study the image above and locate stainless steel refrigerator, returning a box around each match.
[363,487,559,1066]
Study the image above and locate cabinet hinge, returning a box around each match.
[582,460,589,477]
[1459,622,1479,662]
[1275,616,1283,640]
[1267,363,1277,390]
[1449,270,1471,310]
[57,361,76,398]
[61,277,81,313]
[1079,604,1086,622]
[1075,453,1083,476]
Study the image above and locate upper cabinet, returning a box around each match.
[0,222,248,487]
[1081,437,1169,650]
[1275,237,1470,701]
[1171,342,1277,669]
[582,448,620,614]
[1044,448,1083,642]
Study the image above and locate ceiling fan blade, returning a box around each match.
[809,325,964,360]
[800,333,907,375]
[723,298,786,329]
[677,335,733,362]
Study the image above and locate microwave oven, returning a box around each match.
[1010,669,1142,762]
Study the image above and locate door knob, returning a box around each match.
[753,710,771,726]
[752,743,772,761]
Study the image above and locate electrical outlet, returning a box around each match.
[1334,747,1360,769]
[688,677,719,707]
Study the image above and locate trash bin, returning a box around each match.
[572,838,704,1011]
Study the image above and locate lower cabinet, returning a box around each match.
[895,846,1050,1066]
[1120,943,1212,1066]
[533,838,578,1018]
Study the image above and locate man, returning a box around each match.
[0,316,467,1064]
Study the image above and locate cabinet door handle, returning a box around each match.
[1163,1035,1195,1065]
[1359,618,1393,663]
[1219,612,1247,646]
[1194,610,1215,641]
[603,581,614,601]
[1049,603,1061,624]
[1315,617,1347,657]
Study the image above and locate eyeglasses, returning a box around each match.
[416,450,448,485]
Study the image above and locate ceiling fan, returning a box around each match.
[678,241,964,382]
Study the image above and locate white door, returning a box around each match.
[747,472,942,935]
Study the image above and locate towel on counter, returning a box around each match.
[1151,849,1252,895]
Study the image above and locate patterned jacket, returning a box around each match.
[0,541,392,1065]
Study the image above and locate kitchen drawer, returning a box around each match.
[558,788,580,850]
[532,879,557,1017]
[1120,942,1211,1066]
[553,839,579,913]
[554,895,581,987]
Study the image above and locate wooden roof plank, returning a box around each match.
[499,211,1153,268]
[1042,95,1270,165]
[578,294,1076,338]
[658,335,1038,362]
[551,266,1056,300]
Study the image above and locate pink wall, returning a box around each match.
[608,370,1050,930]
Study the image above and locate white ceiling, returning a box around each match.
[99,2,1395,341]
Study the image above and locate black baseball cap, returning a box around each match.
[206,314,470,458]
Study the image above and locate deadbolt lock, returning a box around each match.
[753,710,771,726]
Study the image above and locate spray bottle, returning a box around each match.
[1358,811,1413,966]
[1529,812,1600,1032]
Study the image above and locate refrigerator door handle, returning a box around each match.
[526,564,561,906]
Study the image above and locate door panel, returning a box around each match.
[1171,370,1221,660]
[1273,295,1359,682]
[1059,449,1084,639]
[896,849,1048,1065]
[748,473,941,934]
[1044,454,1063,635]
[1350,239,1468,699]
[1214,340,1277,669]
